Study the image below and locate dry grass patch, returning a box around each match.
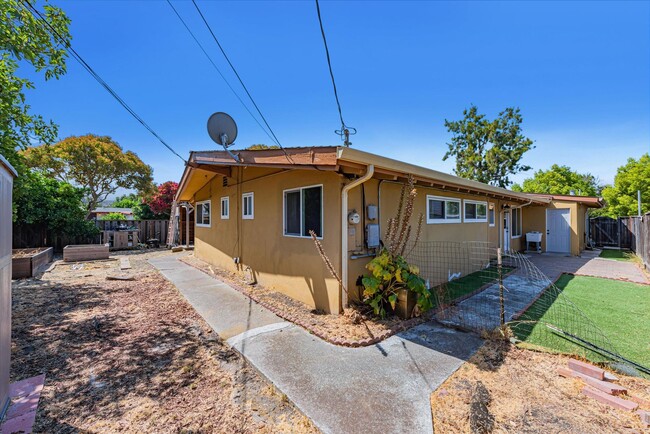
[11,250,317,433]
[431,337,650,433]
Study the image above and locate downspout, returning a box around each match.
[341,164,374,310]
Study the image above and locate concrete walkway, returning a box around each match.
[149,255,482,434]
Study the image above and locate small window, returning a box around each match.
[464,200,488,223]
[488,203,495,227]
[284,185,323,238]
[220,197,229,219]
[242,193,254,219]
[426,195,461,224]
[512,207,523,237]
[195,200,211,227]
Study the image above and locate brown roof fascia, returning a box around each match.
[192,146,339,168]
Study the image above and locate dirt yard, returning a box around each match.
[10,249,317,433]
[431,336,650,433]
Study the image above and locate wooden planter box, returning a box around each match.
[63,244,109,262]
[12,247,54,279]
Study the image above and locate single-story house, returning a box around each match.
[174,146,602,314]
[90,207,135,220]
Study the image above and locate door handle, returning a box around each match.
[547,230,550,235]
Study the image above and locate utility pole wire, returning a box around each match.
[20,0,187,163]
[315,0,355,146]
[166,0,280,148]
[190,0,293,161]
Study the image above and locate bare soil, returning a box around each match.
[180,254,427,344]
[431,337,650,433]
[10,249,317,433]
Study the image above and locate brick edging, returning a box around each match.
[177,257,425,348]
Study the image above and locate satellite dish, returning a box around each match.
[207,112,238,147]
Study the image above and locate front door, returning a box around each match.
[546,209,571,253]
[503,211,510,251]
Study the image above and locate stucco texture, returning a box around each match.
[192,167,343,314]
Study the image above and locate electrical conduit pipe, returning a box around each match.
[341,164,374,311]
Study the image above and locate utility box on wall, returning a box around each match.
[0,155,17,416]
[366,224,380,248]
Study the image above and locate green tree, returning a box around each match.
[443,105,535,188]
[14,171,98,238]
[133,202,156,220]
[0,0,71,217]
[511,164,601,196]
[599,154,650,217]
[99,212,126,221]
[23,134,154,217]
[112,194,140,209]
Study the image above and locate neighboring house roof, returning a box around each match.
[524,193,604,208]
[175,146,551,205]
[92,207,134,214]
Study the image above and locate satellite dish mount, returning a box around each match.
[207,112,240,162]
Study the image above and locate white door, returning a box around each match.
[503,211,510,251]
[546,209,571,253]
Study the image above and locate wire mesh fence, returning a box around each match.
[404,241,648,375]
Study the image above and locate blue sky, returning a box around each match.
[22,0,650,188]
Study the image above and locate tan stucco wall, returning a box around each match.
[345,181,517,297]
[192,167,343,314]
[522,200,586,256]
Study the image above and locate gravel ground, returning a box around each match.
[10,249,317,433]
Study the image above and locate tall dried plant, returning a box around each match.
[386,175,423,257]
[309,230,348,295]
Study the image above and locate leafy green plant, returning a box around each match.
[362,175,431,318]
[362,249,433,318]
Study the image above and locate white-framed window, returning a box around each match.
[242,192,254,219]
[464,200,488,223]
[511,207,523,238]
[195,200,211,227]
[220,196,229,219]
[283,184,323,238]
[426,195,461,224]
[488,203,496,227]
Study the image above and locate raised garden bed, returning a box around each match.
[12,247,54,279]
[63,244,110,262]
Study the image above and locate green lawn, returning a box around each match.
[511,274,650,370]
[599,249,638,262]
[435,265,513,306]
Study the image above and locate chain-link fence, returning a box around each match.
[404,241,648,375]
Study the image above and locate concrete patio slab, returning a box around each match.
[149,254,483,434]
[527,251,649,284]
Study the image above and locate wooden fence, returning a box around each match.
[13,219,169,252]
[96,220,169,245]
[623,215,650,271]
[589,217,635,249]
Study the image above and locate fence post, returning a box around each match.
[498,247,505,326]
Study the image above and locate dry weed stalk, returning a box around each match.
[309,230,348,295]
[386,175,423,256]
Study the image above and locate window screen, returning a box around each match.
[302,186,322,237]
[429,199,444,220]
[285,190,301,235]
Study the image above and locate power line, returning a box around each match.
[21,0,186,163]
[314,0,355,147]
[166,0,280,148]
[190,0,293,161]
